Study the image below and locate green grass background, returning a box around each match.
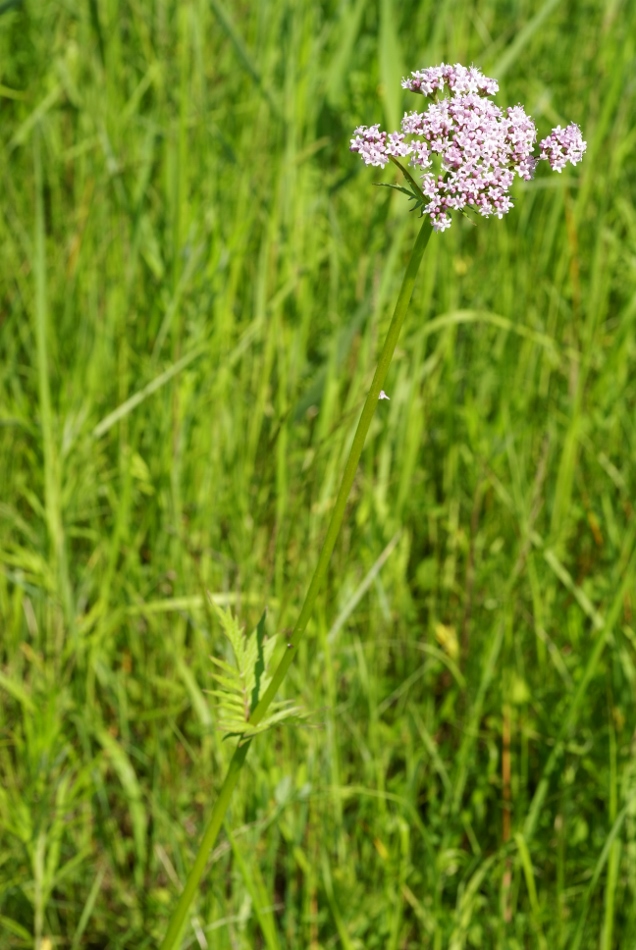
[1,0,635,946]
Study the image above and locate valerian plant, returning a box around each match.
[161,63,586,948]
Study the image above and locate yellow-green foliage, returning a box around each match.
[1,0,636,947]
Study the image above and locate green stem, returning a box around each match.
[161,216,433,950]
[160,740,251,950]
[250,216,432,725]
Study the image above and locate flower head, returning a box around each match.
[539,123,587,172]
[351,63,586,231]
[402,63,499,98]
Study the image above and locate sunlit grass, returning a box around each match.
[1,0,636,947]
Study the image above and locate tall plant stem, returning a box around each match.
[161,217,433,950]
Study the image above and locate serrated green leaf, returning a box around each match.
[210,671,244,692]
[209,655,240,676]
[209,601,304,739]
[208,692,245,709]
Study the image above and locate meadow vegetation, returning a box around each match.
[1,0,635,947]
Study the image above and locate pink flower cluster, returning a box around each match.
[538,124,587,172]
[350,63,586,232]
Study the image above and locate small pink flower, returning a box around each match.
[539,123,586,173]
[350,124,389,167]
[401,63,499,98]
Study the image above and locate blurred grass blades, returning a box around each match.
[92,345,206,439]
[33,125,72,626]
[321,852,357,950]
[70,865,107,950]
[0,914,31,941]
[210,0,281,119]
[379,0,404,134]
[448,853,499,950]
[1,0,635,945]
[570,791,636,950]
[95,729,147,887]
[0,669,35,713]
[514,833,547,949]
[227,826,281,950]
[176,657,213,730]
[524,537,636,841]
[489,0,564,80]
[327,530,401,644]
